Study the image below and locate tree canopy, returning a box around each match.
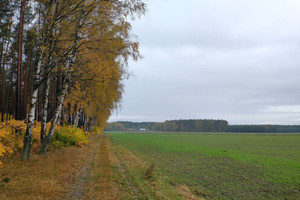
[0,0,146,160]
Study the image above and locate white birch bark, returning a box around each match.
[21,52,43,160]
[40,72,70,153]
[41,40,79,153]
[21,0,58,160]
[84,116,89,131]
[57,112,61,126]
[74,107,81,128]
[40,1,89,153]
[40,75,50,146]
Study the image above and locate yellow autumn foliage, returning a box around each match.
[52,125,96,148]
[0,120,57,166]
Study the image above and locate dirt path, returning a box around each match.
[67,135,122,200]
[67,134,200,200]
[90,134,120,199]
[1,134,200,200]
[68,139,100,199]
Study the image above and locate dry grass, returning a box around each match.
[0,134,199,200]
[80,135,124,200]
[0,136,100,200]
[80,134,192,199]
[177,185,203,200]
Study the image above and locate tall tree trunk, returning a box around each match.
[23,56,30,119]
[74,107,81,128]
[84,114,88,131]
[57,111,61,126]
[21,51,43,161]
[37,86,41,121]
[16,0,26,120]
[0,45,3,77]
[1,36,11,122]
[68,103,72,124]
[40,75,50,146]
[40,73,70,153]
[9,57,15,119]
[40,0,85,153]
[2,63,6,122]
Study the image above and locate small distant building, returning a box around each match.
[139,128,146,131]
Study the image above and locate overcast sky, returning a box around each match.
[109,0,300,125]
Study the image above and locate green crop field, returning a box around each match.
[108,132,300,200]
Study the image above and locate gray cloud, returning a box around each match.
[109,0,300,125]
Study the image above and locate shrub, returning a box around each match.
[0,121,86,166]
[0,120,60,166]
[0,120,43,166]
[53,126,89,147]
[93,126,100,135]
[51,140,65,149]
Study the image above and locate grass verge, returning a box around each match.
[81,134,201,200]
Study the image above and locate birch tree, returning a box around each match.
[40,0,145,153]
[21,0,146,159]
[22,0,62,160]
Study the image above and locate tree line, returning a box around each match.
[0,0,146,160]
[227,125,300,133]
[105,120,300,133]
[105,119,229,132]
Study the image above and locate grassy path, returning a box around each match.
[1,134,197,200]
[77,134,199,199]
[79,134,123,199]
[68,138,101,199]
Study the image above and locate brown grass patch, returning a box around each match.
[177,185,203,200]
[0,135,100,200]
[80,135,123,200]
[1,134,206,200]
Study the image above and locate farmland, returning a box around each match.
[108,132,300,200]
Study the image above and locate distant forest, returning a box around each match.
[105,120,300,133]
